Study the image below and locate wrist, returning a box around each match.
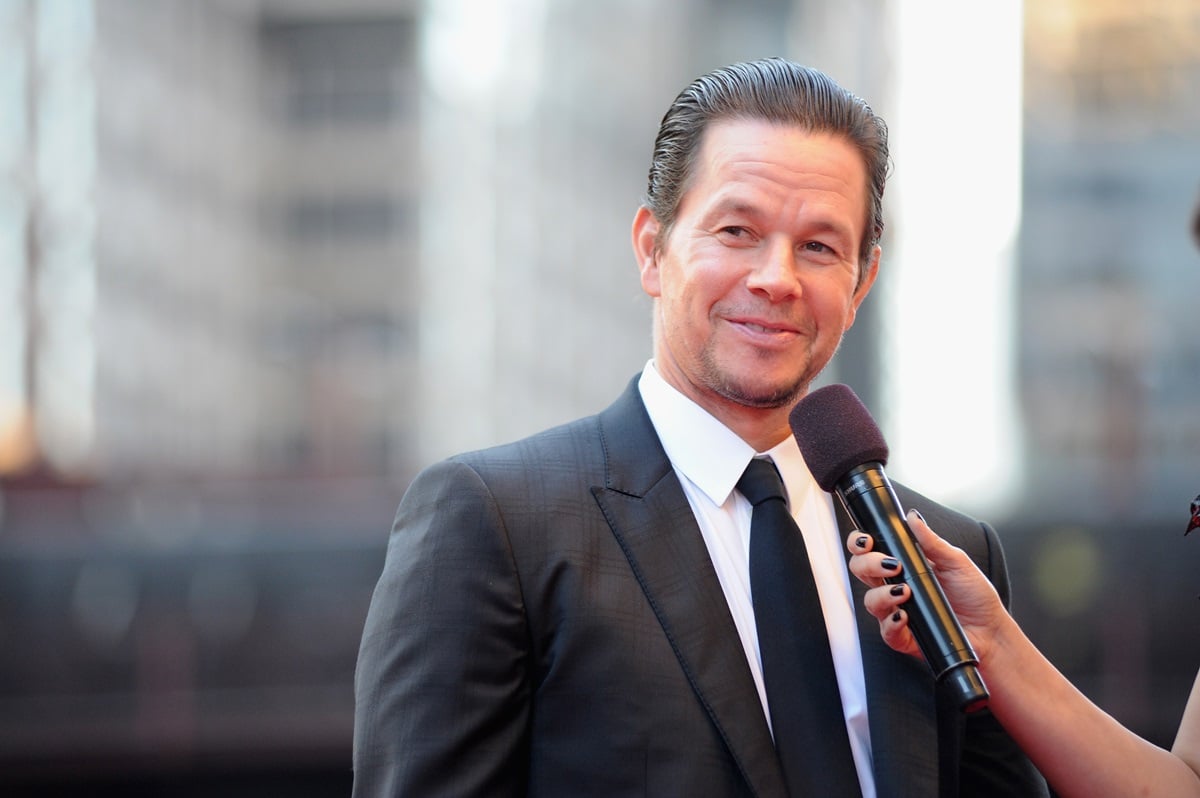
[976,605,1024,672]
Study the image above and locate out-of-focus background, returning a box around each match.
[1,0,1198,794]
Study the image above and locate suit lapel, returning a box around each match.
[591,379,787,798]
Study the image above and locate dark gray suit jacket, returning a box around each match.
[353,376,1048,797]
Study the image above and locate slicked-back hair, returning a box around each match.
[643,58,890,270]
[1192,189,1200,250]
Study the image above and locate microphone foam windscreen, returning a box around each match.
[789,384,889,492]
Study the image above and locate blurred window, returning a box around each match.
[260,18,416,127]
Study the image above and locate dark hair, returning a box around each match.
[1192,189,1200,250]
[643,58,890,268]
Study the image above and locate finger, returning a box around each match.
[863,582,909,620]
[846,531,875,554]
[906,509,947,557]
[880,608,918,654]
[847,550,903,586]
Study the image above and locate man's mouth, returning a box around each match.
[731,318,800,336]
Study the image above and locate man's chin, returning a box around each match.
[716,377,806,410]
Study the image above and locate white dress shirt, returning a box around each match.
[638,361,876,798]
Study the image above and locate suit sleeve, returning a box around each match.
[352,459,531,797]
[954,520,1051,797]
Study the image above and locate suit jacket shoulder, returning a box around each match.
[891,484,1012,607]
[447,374,676,502]
[355,375,778,797]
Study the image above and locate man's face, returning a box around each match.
[634,119,880,424]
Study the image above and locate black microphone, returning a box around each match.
[789,383,989,713]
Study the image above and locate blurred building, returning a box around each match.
[2,0,421,491]
[257,5,421,479]
[1020,0,1200,523]
[4,4,1198,526]
[1,0,421,793]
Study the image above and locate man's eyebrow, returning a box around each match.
[706,197,762,219]
[806,218,853,238]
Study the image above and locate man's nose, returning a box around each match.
[745,239,801,301]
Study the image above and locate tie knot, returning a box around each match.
[737,457,787,507]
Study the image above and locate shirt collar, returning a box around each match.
[638,361,819,507]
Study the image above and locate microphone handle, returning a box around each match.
[838,463,990,713]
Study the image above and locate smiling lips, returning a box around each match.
[742,320,790,333]
[728,316,802,340]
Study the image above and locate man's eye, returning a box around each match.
[804,241,832,254]
[720,226,749,238]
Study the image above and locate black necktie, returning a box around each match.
[739,457,861,797]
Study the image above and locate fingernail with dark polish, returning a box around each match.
[881,557,900,570]
[889,584,905,597]
[891,611,902,623]
[855,535,869,549]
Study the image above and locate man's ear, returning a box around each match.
[632,206,662,297]
[846,244,881,329]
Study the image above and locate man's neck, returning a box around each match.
[649,362,798,452]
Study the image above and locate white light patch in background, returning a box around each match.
[881,0,1025,516]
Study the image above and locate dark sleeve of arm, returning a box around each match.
[955,520,1051,797]
[352,458,531,797]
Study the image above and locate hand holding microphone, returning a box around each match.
[790,384,990,713]
[848,509,1009,675]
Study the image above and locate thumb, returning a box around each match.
[906,509,961,568]
[906,509,980,580]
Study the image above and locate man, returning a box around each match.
[353,58,1047,797]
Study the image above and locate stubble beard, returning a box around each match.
[697,344,815,410]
